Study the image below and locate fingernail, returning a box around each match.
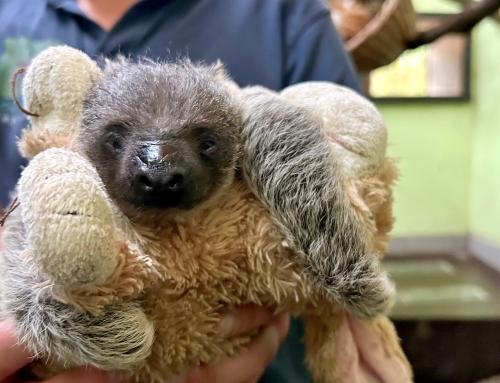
[218,311,239,337]
[262,325,280,355]
[275,313,291,341]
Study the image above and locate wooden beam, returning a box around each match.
[407,0,500,49]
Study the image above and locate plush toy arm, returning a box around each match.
[16,46,103,160]
[240,87,394,319]
[22,46,102,136]
[16,147,156,314]
[18,147,120,286]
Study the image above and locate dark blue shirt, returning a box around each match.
[0,0,360,381]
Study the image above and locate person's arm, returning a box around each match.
[0,308,289,383]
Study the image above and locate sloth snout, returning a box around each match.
[132,165,187,207]
[132,142,190,207]
[134,168,184,194]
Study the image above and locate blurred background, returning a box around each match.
[329,0,500,381]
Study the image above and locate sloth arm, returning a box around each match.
[240,87,393,319]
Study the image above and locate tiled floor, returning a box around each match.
[382,255,500,383]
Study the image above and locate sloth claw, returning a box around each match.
[314,258,395,319]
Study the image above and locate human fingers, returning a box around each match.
[0,320,32,382]
[187,313,290,383]
[218,305,275,338]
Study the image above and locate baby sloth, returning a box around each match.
[0,56,395,383]
[78,60,241,212]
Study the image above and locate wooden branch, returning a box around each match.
[407,0,500,49]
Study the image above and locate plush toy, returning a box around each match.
[0,46,412,383]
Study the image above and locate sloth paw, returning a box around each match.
[19,148,120,286]
[318,258,395,319]
[69,303,155,370]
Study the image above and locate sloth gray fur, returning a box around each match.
[241,87,393,317]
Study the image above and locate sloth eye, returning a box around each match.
[105,134,123,151]
[200,140,216,151]
[110,138,122,150]
[104,128,125,152]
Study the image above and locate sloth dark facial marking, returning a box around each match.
[77,59,242,211]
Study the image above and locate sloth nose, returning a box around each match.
[134,169,185,195]
[133,142,190,206]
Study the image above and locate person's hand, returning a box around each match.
[0,305,290,383]
[0,319,115,383]
[185,305,290,383]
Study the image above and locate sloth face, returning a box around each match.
[77,60,241,211]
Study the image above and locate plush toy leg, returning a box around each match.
[303,299,412,383]
[18,147,121,286]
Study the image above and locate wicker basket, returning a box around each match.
[344,0,418,71]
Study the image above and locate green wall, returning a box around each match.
[380,103,474,237]
[376,0,500,241]
[469,20,500,245]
